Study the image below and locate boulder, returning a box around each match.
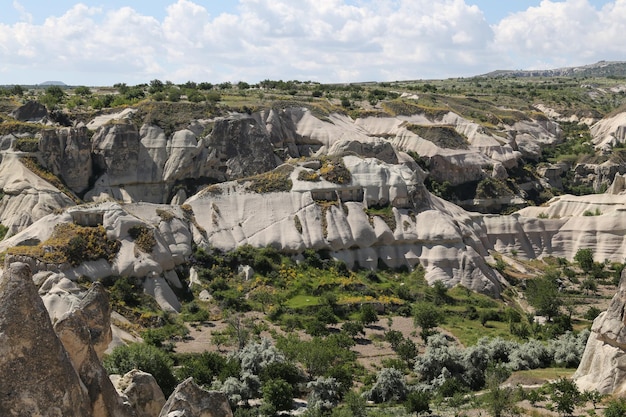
[0,262,92,416]
[159,378,232,417]
[9,100,48,122]
[574,269,626,395]
[114,369,166,417]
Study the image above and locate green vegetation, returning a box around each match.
[238,165,294,193]
[7,223,120,266]
[128,225,156,253]
[364,205,396,230]
[319,156,352,185]
[405,124,469,149]
[14,137,39,153]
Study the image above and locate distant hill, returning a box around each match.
[481,60,626,78]
[39,81,67,86]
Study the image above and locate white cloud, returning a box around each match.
[492,0,626,69]
[0,0,624,85]
[12,1,32,23]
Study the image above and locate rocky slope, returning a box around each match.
[575,268,626,395]
[3,102,626,302]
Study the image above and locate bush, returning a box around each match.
[128,225,156,253]
[604,398,626,417]
[175,351,227,387]
[103,343,177,396]
[404,390,431,415]
[307,376,342,410]
[363,368,408,403]
[263,378,293,413]
[359,304,378,326]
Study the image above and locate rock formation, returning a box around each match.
[113,370,166,417]
[53,283,136,417]
[0,262,92,416]
[159,378,233,417]
[9,100,48,122]
[574,269,626,395]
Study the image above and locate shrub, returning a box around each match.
[128,225,156,253]
[319,157,351,184]
[175,351,227,387]
[239,165,294,193]
[103,343,177,396]
[363,368,408,403]
[8,223,120,266]
[15,137,39,152]
[404,390,431,415]
[263,378,293,413]
[604,398,626,417]
[307,376,342,410]
[359,304,378,326]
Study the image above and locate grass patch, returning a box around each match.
[405,124,470,150]
[285,294,322,309]
[365,205,396,231]
[239,164,294,193]
[320,156,351,185]
[7,223,120,266]
[128,225,156,253]
[15,137,39,152]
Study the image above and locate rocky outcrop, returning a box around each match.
[0,154,76,236]
[591,110,626,150]
[159,378,232,417]
[188,155,504,295]
[9,100,48,122]
[0,201,191,311]
[0,262,92,416]
[113,370,166,417]
[40,126,93,194]
[54,284,135,415]
[206,116,279,179]
[574,269,626,395]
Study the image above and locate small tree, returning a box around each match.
[483,364,515,417]
[262,378,293,414]
[526,275,562,321]
[404,390,431,415]
[413,302,442,340]
[359,304,378,326]
[604,398,626,417]
[574,248,594,273]
[363,368,408,403]
[547,377,581,416]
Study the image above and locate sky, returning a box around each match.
[0,0,623,86]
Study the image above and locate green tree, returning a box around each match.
[40,85,65,109]
[404,390,431,415]
[74,86,91,96]
[413,302,442,340]
[103,343,177,395]
[548,377,581,416]
[526,275,562,321]
[359,304,378,326]
[574,248,594,273]
[10,85,24,96]
[604,398,626,417]
[262,379,293,414]
[483,364,515,417]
